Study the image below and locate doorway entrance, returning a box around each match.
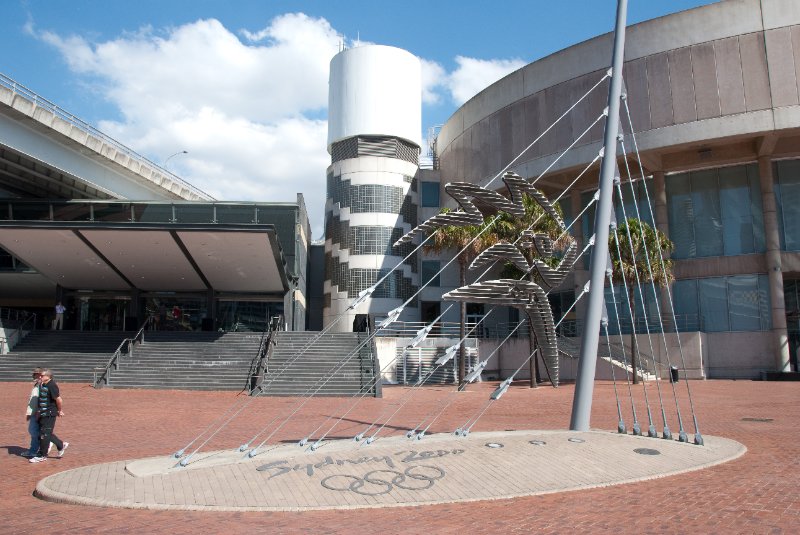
[78,297,129,331]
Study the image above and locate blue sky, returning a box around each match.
[1,0,714,237]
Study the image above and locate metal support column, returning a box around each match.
[570,0,628,431]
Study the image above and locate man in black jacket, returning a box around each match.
[29,369,68,463]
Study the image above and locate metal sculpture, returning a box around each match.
[396,171,580,386]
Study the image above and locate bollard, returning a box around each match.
[669,366,680,383]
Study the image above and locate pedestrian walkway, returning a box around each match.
[2,380,798,532]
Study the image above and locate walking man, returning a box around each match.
[29,369,68,463]
[23,368,45,458]
[53,302,66,330]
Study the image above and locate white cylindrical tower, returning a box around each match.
[324,45,421,331]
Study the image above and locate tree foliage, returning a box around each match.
[609,217,674,383]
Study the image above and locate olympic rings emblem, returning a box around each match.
[321,465,446,496]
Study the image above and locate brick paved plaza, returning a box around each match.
[2,380,798,533]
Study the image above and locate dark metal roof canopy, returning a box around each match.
[0,222,289,295]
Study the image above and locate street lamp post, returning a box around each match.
[164,150,188,171]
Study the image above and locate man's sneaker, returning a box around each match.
[57,442,69,458]
[48,443,54,454]
[29,456,47,463]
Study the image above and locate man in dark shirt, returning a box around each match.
[29,369,69,463]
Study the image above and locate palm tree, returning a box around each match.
[424,210,498,385]
[495,193,568,387]
[609,217,674,384]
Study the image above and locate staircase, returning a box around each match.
[557,334,659,381]
[0,331,135,383]
[105,332,261,391]
[259,331,379,397]
[1,330,381,394]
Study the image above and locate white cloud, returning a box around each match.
[29,13,527,237]
[447,55,526,105]
[420,58,446,105]
[30,14,342,238]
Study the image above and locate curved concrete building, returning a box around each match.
[324,45,421,330]
[435,0,800,378]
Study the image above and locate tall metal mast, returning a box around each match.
[570,0,628,431]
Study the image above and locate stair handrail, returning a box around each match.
[246,314,283,394]
[0,312,36,354]
[93,316,151,388]
[365,315,382,398]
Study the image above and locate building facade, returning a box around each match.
[0,76,310,335]
[433,0,800,378]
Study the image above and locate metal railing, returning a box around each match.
[377,321,487,339]
[0,307,34,325]
[375,313,710,341]
[0,312,36,354]
[93,316,151,388]
[395,345,479,385]
[0,72,213,201]
[247,315,283,394]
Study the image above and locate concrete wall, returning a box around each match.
[705,331,774,378]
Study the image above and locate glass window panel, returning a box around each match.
[785,279,799,315]
[774,164,784,250]
[719,166,755,255]
[0,247,14,270]
[691,169,723,257]
[632,283,660,333]
[775,159,800,251]
[727,275,761,331]
[636,179,657,225]
[257,206,296,273]
[216,205,256,224]
[145,297,207,331]
[51,202,92,221]
[581,190,597,269]
[421,260,440,287]
[615,180,653,226]
[746,164,766,253]
[672,279,699,332]
[174,204,214,223]
[604,284,631,335]
[216,301,275,332]
[11,202,51,221]
[580,190,597,236]
[133,204,173,223]
[421,182,440,207]
[666,173,694,259]
[698,277,729,332]
[758,275,772,331]
[549,290,576,324]
[92,203,131,222]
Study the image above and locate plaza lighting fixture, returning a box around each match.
[164,150,188,171]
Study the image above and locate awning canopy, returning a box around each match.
[0,222,289,295]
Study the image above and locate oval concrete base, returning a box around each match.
[36,430,745,511]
